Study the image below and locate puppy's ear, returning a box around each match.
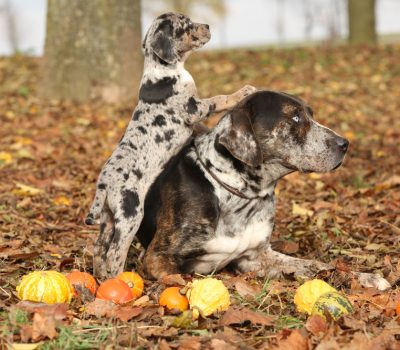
[217,109,263,167]
[150,22,178,64]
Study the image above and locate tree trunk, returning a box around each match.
[42,0,143,103]
[348,0,376,44]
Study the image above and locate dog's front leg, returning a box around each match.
[237,247,391,291]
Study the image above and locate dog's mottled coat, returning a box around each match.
[86,13,255,278]
[137,90,391,291]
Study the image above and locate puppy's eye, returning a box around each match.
[292,115,300,123]
[187,21,194,29]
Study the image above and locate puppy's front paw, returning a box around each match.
[354,272,391,291]
[240,84,257,97]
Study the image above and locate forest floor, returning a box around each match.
[0,44,400,349]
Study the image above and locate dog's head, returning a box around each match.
[143,13,211,65]
[216,90,349,173]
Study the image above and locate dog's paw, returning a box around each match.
[354,272,391,291]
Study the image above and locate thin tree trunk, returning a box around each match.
[42,0,143,103]
[348,0,376,44]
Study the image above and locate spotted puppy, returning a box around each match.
[85,13,255,278]
[137,90,391,291]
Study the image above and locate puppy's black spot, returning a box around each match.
[171,116,181,124]
[137,126,147,134]
[116,155,123,160]
[133,168,143,180]
[164,129,175,142]
[139,77,177,104]
[99,222,106,233]
[152,114,167,127]
[191,35,199,41]
[166,108,174,115]
[128,141,137,150]
[123,173,129,180]
[113,228,121,242]
[132,110,142,121]
[186,97,198,114]
[155,134,163,144]
[98,183,106,190]
[117,168,123,173]
[122,189,139,218]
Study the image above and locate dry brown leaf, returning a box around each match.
[234,279,261,299]
[210,338,237,350]
[305,315,327,336]
[84,298,142,321]
[15,301,69,321]
[159,274,186,286]
[275,329,309,350]
[31,312,57,341]
[219,307,274,326]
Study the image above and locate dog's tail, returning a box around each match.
[85,189,106,225]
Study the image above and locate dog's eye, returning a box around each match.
[292,115,300,123]
[187,21,194,29]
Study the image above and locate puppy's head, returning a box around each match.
[143,13,211,65]
[217,90,349,173]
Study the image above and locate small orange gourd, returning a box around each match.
[66,270,98,295]
[96,278,133,304]
[116,272,144,299]
[159,286,189,312]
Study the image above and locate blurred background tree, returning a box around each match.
[348,0,376,44]
[41,0,142,103]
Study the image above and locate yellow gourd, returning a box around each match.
[294,279,336,314]
[16,270,74,304]
[311,292,353,320]
[187,278,230,319]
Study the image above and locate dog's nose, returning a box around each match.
[336,137,349,152]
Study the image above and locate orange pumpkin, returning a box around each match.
[116,271,144,299]
[96,278,133,304]
[159,286,189,312]
[66,270,98,295]
[396,301,400,316]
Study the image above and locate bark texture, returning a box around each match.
[348,0,376,44]
[42,0,143,103]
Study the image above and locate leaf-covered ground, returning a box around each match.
[0,44,400,349]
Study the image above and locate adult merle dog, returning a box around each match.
[136,90,391,291]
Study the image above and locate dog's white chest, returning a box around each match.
[195,219,272,273]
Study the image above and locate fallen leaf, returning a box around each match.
[84,298,142,321]
[275,329,309,350]
[210,338,237,350]
[53,195,71,206]
[0,151,13,164]
[12,183,43,197]
[32,312,57,341]
[305,315,327,336]
[159,274,186,286]
[15,301,69,321]
[234,279,261,299]
[219,307,274,326]
[292,202,313,217]
[10,342,43,350]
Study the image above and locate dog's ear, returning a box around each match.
[217,108,263,167]
[150,22,178,64]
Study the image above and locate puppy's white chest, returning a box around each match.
[179,69,195,85]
